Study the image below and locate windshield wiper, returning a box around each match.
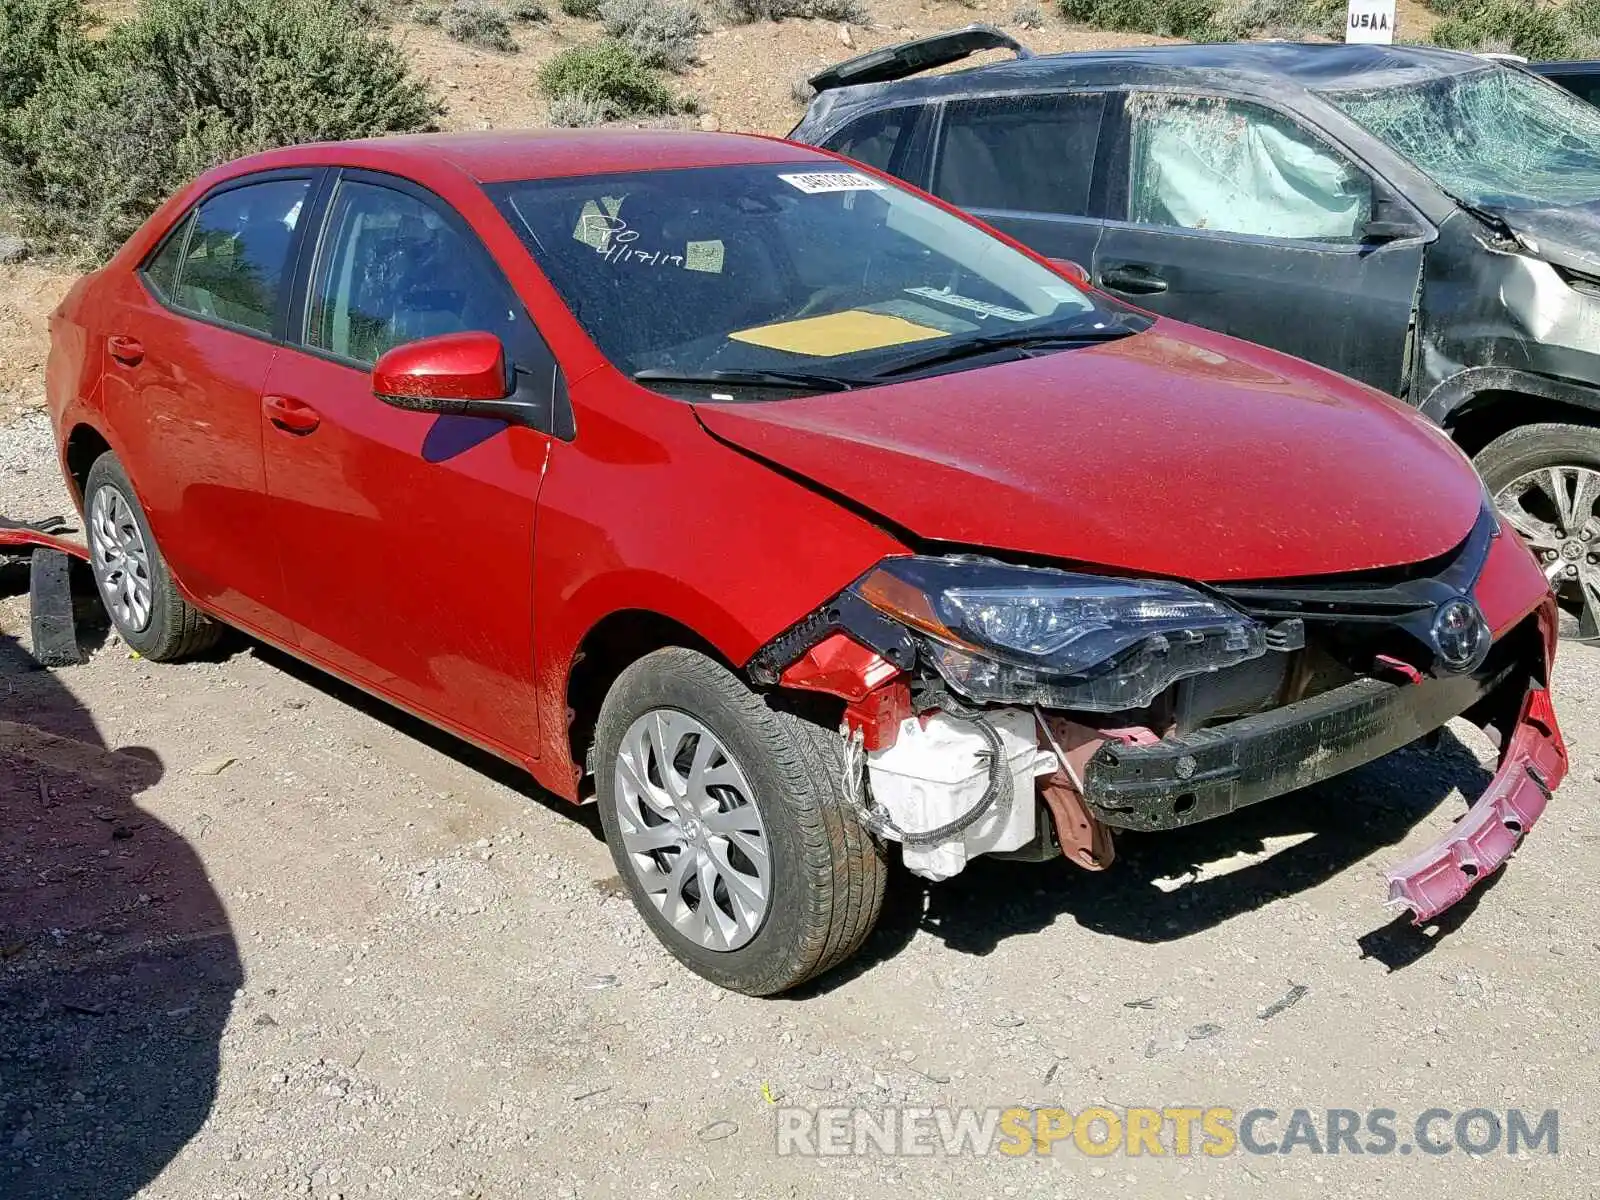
[867,321,1138,379]
[633,367,863,393]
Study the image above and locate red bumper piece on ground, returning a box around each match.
[1384,686,1566,924]
[0,516,88,561]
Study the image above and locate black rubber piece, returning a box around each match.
[28,548,82,668]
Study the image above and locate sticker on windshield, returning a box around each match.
[778,171,887,195]
[904,287,1036,322]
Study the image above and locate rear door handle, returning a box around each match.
[263,394,322,435]
[1099,264,1170,295]
[107,335,145,366]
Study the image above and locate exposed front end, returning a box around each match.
[754,505,1565,924]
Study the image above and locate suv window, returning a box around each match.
[154,179,310,334]
[934,93,1105,216]
[1127,94,1372,242]
[822,107,920,175]
[305,179,520,367]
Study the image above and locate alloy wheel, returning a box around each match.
[1496,464,1600,640]
[87,483,154,633]
[611,709,772,952]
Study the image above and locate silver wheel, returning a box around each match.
[1496,464,1600,639]
[87,483,154,633]
[612,709,772,952]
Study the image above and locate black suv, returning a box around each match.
[792,30,1600,637]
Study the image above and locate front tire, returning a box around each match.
[1476,422,1600,640]
[83,453,222,661]
[594,647,887,995]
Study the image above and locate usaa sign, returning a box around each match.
[1346,0,1396,44]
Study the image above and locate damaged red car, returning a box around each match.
[46,130,1565,994]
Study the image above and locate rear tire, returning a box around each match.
[83,453,221,662]
[594,647,887,995]
[1476,423,1600,639]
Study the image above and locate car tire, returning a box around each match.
[83,452,222,662]
[1476,422,1600,638]
[594,646,887,995]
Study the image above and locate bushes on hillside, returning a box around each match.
[600,0,704,70]
[538,39,683,118]
[0,0,89,113]
[1056,0,1340,40]
[1426,0,1600,60]
[0,0,440,260]
[441,0,519,48]
[717,0,868,25]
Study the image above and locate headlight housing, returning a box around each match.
[852,556,1268,712]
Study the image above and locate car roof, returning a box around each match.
[204,128,830,188]
[803,40,1497,118]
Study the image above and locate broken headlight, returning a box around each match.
[852,557,1269,712]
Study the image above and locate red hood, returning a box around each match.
[693,321,1483,582]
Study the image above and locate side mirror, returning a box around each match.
[1362,198,1425,243]
[373,331,522,418]
[1048,257,1091,284]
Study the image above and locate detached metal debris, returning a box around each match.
[0,514,88,667]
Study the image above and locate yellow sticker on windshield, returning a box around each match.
[729,310,949,356]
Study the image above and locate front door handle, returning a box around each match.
[107,335,145,366]
[1099,264,1170,295]
[263,394,322,435]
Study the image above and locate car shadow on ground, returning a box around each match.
[0,567,241,1198]
[800,728,1498,996]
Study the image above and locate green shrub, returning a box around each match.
[1057,0,1214,38]
[547,93,612,125]
[717,0,867,24]
[1058,0,1342,39]
[414,2,444,20]
[538,38,679,116]
[599,0,703,70]
[560,0,603,14]
[0,0,90,114]
[508,0,548,17]
[441,0,518,48]
[1426,0,1597,60]
[0,0,441,260]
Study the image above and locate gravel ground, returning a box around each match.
[2,410,1598,1200]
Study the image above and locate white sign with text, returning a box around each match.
[1346,0,1396,43]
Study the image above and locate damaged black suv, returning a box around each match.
[792,32,1600,637]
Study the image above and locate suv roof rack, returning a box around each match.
[807,24,1032,93]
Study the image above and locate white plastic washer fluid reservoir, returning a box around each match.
[865,708,1058,881]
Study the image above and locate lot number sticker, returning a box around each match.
[779,172,887,194]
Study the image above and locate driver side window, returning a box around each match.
[305,179,519,367]
[1127,94,1373,242]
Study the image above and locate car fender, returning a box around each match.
[527,377,907,798]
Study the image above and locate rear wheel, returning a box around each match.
[593,647,887,995]
[83,453,221,661]
[1476,422,1600,641]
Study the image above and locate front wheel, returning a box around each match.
[593,647,887,995]
[1476,422,1600,641]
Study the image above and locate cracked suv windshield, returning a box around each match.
[1326,65,1600,211]
[494,163,1130,393]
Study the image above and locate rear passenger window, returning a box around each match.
[822,107,919,175]
[152,179,310,334]
[933,93,1105,216]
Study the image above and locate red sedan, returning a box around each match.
[45,130,1565,994]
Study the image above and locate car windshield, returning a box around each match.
[1324,65,1600,211]
[491,162,1121,390]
